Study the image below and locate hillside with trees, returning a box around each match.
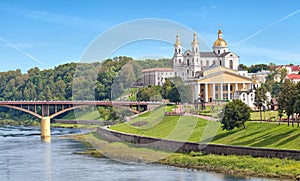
[0,57,172,121]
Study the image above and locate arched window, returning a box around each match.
[219,60,222,66]
[200,60,202,66]
[187,59,190,66]
[218,50,220,54]
[179,59,181,63]
[196,47,198,53]
[229,60,233,69]
[206,60,209,66]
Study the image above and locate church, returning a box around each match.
[172,29,257,109]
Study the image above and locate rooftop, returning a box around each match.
[142,68,174,73]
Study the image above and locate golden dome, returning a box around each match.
[213,29,228,47]
[174,33,182,46]
[191,32,199,45]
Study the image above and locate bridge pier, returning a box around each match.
[41,117,51,139]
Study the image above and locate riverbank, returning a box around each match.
[67,132,300,180]
[111,107,300,150]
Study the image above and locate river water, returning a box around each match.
[0,126,278,181]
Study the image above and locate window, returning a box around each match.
[229,60,233,69]
[192,71,194,77]
[187,59,190,66]
[196,47,198,53]
[179,59,181,63]
[200,60,202,66]
[218,50,220,54]
[213,60,215,65]
[206,60,209,66]
[215,85,218,91]
[219,60,222,66]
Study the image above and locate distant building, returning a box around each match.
[142,68,175,86]
[276,65,300,75]
[285,74,300,84]
[248,70,271,84]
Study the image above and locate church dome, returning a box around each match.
[213,29,228,47]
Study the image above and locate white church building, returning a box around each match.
[172,29,257,109]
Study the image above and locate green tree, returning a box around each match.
[221,99,250,130]
[278,80,296,126]
[254,86,267,122]
[294,82,300,127]
[279,68,288,83]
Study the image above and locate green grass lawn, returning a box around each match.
[111,107,300,150]
[59,110,101,120]
[250,110,288,121]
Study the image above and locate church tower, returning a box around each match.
[213,29,228,55]
[191,32,199,54]
[173,33,183,77]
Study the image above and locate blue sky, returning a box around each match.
[0,0,300,72]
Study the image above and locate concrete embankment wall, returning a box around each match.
[96,127,300,160]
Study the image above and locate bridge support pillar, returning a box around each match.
[41,117,51,139]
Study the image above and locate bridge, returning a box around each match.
[0,100,160,139]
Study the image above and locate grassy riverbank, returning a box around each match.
[0,119,39,126]
[111,107,300,150]
[68,132,300,180]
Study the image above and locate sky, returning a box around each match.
[0,0,300,72]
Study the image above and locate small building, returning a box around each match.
[142,68,175,86]
[248,70,271,84]
[285,74,300,84]
[233,89,255,110]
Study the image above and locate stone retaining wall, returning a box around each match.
[96,127,300,160]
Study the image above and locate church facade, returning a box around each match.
[172,29,257,109]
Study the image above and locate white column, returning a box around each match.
[212,83,215,100]
[194,83,198,101]
[220,83,223,100]
[235,83,238,99]
[205,83,208,102]
[227,83,231,100]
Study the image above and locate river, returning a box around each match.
[0,126,278,181]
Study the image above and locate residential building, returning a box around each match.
[142,68,175,86]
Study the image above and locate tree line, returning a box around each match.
[0,56,172,121]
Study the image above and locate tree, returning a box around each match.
[279,68,288,83]
[254,86,267,122]
[221,99,251,130]
[278,79,296,126]
[294,82,300,127]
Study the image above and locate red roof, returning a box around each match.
[292,65,300,72]
[287,74,300,80]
